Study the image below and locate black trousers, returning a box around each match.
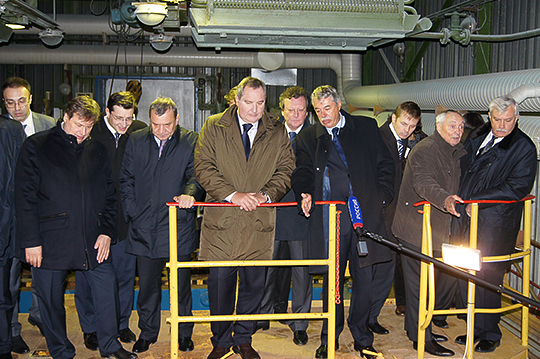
[207,266,265,348]
[33,263,121,359]
[136,254,193,341]
[0,259,13,354]
[368,255,395,324]
[75,240,136,333]
[401,246,458,342]
[320,227,374,347]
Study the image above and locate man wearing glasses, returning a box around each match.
[1,77,56,355]
[75,92,146,352]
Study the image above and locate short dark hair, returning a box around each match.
[66,96,101,123]
[2,77,31,96]
[236,77,266,100]
[463,112,485,129]
[107,91,136,112]
[149,96,177,118]
[394,101,421,120]
[279,86,310,110]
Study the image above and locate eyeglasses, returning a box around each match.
[109,112,134,123]
[285,108,307,115]
[4,97,29,109]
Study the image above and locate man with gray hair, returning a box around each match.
[120,97,204,354]
[452,96,537,353]
[293,85,394,358]
[392,110,467,356]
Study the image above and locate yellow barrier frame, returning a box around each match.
[166,203,340,359]
[417,198,533,359]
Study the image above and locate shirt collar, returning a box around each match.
[389,121,402,142]
[325,112,346,138]
[104,115,117,136]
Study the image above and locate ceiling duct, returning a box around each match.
[189,0,431,51]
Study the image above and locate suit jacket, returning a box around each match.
[392,130,466,250]
[195,105,295,261]
[91,117,147,241]
[0,115,25,265]
[15,123,117,270]
[275,120,310,241]
[292,110,395,269]
[32,112,56,133]
[120,125,204,259]
[451,123,537,257]
[380,120,408,243]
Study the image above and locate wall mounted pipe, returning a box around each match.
[344,68,540,113]
[411,28,540,43]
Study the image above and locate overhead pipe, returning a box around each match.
[344,68,540,113]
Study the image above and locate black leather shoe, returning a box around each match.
[368,322,389,335]
[432,319,449,328]
[83,332,99,351]
[431,333,448,342]
[455,334,479,345]
[293,331,308,346]
[232,343,260,359]
[413,340,455,356]
[255,321,269,332]
[475,339,500,353]
[0,352,13,359]
[28,316,44,336]
[132,338,156,353]
[353,343,380,359]
[207,346,230,359]
[11,335,30,354]
[395,305,406,316]
[101,348,138,359]
[315,342,339,359]
[179,337,194,352]
[119,328,136,344]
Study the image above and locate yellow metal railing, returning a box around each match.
[416,196,534,359]
[166,201,344,359]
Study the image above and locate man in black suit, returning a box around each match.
[452,96,537,353]
[258,86,312,345]
[2,77,56,353]
[74,92,146,351]
[292,85,394,359]
[369,102,421,335]
[15,96,137,359]
[120,97,204,354]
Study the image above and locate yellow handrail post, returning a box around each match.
[417,203,432,359]
[327,204,337,359]
[522,199,531,347]
[466,203,479,359]
[168,206,179,359]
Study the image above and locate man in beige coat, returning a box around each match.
[195,77,295,359]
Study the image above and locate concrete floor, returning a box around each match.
[16,295,529,359]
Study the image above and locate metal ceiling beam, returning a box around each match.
[1,0,59,29]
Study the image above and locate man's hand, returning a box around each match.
[173,194,196,209]
[465,203,472,217]
[444,195,464,217]
[26,246,42,267]
[231,192,266,211]
[301,193,312,217]
[94,235,111,263]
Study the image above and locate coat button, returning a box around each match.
[316,167,320,171]
[405,202,409,206]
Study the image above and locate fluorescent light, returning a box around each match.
[6,24,26,30]
[442,243,482,272]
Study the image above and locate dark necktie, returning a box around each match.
[242,123,253,160]
[114,132,121,148]
[332,127,348,167]
[397,138,404,159]
[158,139,166,158]
[289,132,296,141]
[479,136,496,157]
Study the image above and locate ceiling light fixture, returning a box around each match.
[39,28,64,46]
[6,24,25,29]
[150,33,173,51]
[134,2,168,27]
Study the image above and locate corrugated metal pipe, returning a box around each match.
[344,68,540,113]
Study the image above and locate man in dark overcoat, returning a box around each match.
[74,91,146,350]
[15,96,136,359]
[120,97,204,354]
[0,114,24,359]
[452,96,537,353]
[292,85,394,359]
